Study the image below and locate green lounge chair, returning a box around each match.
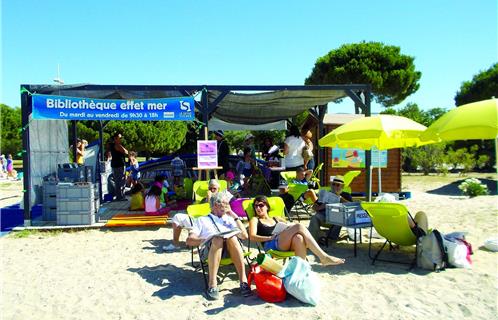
[186,202,250,289]
[360,202,417,266]
[192,180,228,203]
[342,170,361,194]
[243,197,295,262]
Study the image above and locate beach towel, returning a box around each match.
[105,214,168,227]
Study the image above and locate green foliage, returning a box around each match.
[446,145,490,175]
[104,121,188,156]
[404,143,446,175]
[455,62,498,106]
[0,104,22,158]
[76,122,99,143]
[453,63,498,170]
[381,103,446,127]
[220,130,286,156]
[458,178,488,197]
[305,41,421,107]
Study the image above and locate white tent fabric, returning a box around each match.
[208,117,287,131]
[28,119,69,208]
[209,89,347,125]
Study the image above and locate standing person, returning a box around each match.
[283,125,305,171]
[213,130,229,179]
[127,151,140,187]
[6,154,17,179]
[109,132,128,201]
[75,139,84,165]
[301,127,315,171]
[243,133,256,160]
[235,147,255,192]
[186,191,251,300]
[171,155,186,186]
[0,154,6,178]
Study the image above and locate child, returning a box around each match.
[6,154,17,180]
[145,185,170,216]
[153,174,170,206]
[127,151,140,187]
[129,182,145,211]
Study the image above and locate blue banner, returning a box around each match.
[31,94,195,121]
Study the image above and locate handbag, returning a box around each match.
[247,264,286,303]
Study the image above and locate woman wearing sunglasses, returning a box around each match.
[248,195,345,266]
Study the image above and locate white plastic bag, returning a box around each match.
[443,232,472,269]
[484,237,498,252]
[277,256,320,305]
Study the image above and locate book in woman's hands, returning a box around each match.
[271,222,289,235]
[200,228,241,247]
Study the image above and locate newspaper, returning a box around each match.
[200,228,241,247]
[271,222,290,235]
[320,191,341,204]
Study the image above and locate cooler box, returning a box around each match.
[326,202,371,226]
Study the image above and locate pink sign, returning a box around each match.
[197,140,218,169]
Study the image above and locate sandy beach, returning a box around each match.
[1,174,497,320]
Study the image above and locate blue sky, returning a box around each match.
[1,0,497,114]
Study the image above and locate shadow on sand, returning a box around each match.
[427,177,497,196]
[128,263,202,299]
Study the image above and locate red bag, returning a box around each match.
[247,265,286,303]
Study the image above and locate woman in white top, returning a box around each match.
[283,125,305,171]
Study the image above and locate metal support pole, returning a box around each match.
[201,88,209,140]
[21,90,31,223]
[71,120,77,163]
[317,104,326,184]
[364,90,372,201]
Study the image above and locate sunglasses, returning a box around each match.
[254,203,267,209]
[209,187,218,191]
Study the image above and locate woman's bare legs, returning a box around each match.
[290,234,307,259]
[277,223,345,265]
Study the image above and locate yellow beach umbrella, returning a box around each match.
[420,98,498,142]
[318,114,429,195]
[319,114,429,150]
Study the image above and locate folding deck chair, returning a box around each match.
[360,202,418,266]
[242,197,295,263]
[186,202,251,290]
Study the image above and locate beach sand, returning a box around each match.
[1,175,497,320]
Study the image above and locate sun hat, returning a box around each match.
[244,133,255,140]
[213,130,224,137]
[330,175,345,184]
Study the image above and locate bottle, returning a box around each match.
[256,253,283,275]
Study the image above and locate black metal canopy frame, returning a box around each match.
[20,84,372,222]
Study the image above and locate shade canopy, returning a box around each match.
[208,89,347,125]
[319,114,428,150]
[208,117,287,131]
[420,98,498,142]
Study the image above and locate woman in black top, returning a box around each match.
[248,196,345,266]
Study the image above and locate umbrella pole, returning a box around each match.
[378,151,382,194]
